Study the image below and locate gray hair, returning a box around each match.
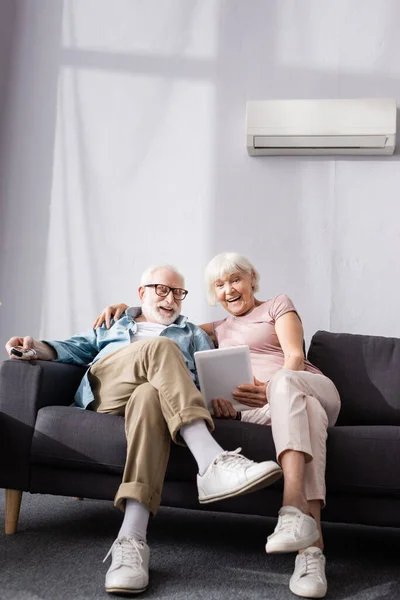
[140,264,185,287]
[205,252,260,306]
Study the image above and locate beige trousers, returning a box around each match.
[267,369,341,505]
[89,337,214,515]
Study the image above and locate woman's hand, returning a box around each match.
[232,377,269,408]
[92,303,129,330]
[212,398,237,419]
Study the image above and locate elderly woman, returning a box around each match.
[93,253,340,600]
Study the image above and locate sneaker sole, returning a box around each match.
[265,529,320,554]
[105,586,148,595]
[289,577,327,598]
[198,465,282,504]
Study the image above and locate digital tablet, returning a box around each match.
[194,345,254,412]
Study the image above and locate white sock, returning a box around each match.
[180,419,224,475]
[118,499,150,542]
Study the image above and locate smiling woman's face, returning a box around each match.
[214,270,256,316]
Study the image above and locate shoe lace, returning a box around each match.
[277,510,301,534]
[214,447,253,469]
[300,551,324,581]
[103,537,144,569]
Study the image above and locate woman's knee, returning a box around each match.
[306,396,329,440]
[267,369,297,404]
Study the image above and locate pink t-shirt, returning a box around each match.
[211,294,322,425]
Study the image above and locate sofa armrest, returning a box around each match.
[0,359,86,490]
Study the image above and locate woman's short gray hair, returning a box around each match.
[205,252,260,306]
[140,264,185,287]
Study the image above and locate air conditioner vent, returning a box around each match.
[246,99,397,156]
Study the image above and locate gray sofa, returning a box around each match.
[1,330,400,534]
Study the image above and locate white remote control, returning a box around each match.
[10,347,37,358]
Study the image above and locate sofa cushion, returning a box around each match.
[31,405,279,482]
[32,407,400,498]
[32,406,127,474]
[326,425,400,497]
[308,330,400,425]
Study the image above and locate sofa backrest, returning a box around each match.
[307,330,400,426]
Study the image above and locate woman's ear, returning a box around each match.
[251,271,256,291]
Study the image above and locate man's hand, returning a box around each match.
[232,377,269,408]
[92,303,129,330]
[5,336,56,361]
[212,398,237,419]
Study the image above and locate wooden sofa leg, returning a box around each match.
[5,489,22,534]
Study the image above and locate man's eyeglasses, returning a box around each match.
[144,284,188,301]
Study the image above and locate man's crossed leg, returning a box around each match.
[90,337,282,595]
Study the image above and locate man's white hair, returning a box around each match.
[205,252,260,306]
[140,264,185,287]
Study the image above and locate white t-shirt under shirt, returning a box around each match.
[130,322,166,343]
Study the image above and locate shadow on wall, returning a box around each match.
[0,0,64,345]
[49,0,203,334]
[208,0,400,330]
[2,0,400,342]
[0,0,17,139]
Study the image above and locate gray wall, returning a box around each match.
[0,0,17,341]
[0,0,63,344]
[0,0,16,128]
[1,0,400,346]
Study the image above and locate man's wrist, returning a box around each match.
[38,341,57,360]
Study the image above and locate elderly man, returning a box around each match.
[5,264,282,595]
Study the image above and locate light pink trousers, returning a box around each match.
[266,369,341,505]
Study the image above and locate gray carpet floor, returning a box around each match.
[1,491,400,600]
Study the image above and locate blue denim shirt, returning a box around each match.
[45,307,214,409]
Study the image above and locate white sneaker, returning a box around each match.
[289,547,327,598]
[265,506,320,553]
[197,447,282,504]
[104,536,150,595]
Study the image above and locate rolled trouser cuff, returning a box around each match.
[115,481,162,515]
[307,494,326,509]
[168,406,215,445]
[276,444,313,465]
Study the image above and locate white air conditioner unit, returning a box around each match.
[246,98,397,156]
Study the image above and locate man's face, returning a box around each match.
[139,268,185,325]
